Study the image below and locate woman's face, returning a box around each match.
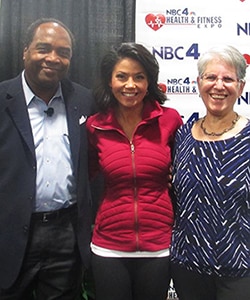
[197,59,245,117]
[109,57,149,111]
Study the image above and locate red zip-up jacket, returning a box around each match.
[87,100,183,252]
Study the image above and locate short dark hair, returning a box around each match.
[94,42,166,112]
[24,18,75,49]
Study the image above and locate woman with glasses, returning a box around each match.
[170,45,250,300]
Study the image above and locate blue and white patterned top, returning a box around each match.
[171,120,250,277]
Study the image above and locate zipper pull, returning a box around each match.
[130,141,135,153]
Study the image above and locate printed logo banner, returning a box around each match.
[136,0,250,122]
[136,2,250,299]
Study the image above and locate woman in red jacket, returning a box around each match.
[87,42,183,300]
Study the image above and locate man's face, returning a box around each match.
[23,22,72,93]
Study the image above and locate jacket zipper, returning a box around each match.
[92,124,140,250]
[130,140,139,250]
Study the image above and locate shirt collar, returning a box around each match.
[21,70,63,106]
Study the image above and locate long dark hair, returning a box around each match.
[94,43,166,112]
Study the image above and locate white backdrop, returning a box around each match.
[136,2,250,298]
[136,0,250,123]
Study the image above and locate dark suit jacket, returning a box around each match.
[0,74,94,289]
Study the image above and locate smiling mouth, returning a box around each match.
[43,67,58,71]
[41,64,62,71]
[210,94,227,100]
[122,92,138,97]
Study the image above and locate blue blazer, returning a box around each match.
[0,74,94,289]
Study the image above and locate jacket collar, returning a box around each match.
[5,76,80,170]
[93,100,163,129]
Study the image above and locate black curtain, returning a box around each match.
[0,0,135,88]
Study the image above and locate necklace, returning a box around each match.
[200,113,240,137]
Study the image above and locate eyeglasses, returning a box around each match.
[201,74,241,85]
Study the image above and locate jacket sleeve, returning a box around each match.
[86,117,101,180]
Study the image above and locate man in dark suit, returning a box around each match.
[0,18,94,299]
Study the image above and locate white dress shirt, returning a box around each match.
[22,71,76,212]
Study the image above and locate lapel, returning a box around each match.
[61,79,80,174]
[6,75,36,159]
[5,76,81,172]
